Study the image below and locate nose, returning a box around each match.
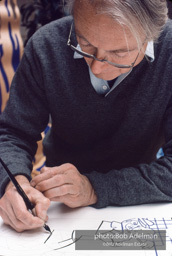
[89,58,107,75]
[86,48,108,75]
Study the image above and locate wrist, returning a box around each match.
[83,175,98,205]
[5,175,30,192]
[90,188,98,205]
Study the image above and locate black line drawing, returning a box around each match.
[44,230,54,244]
[1,217,172,255]
[44,218,172,255]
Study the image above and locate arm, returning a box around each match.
[0,37,50,231]
[0,38,49,197]
[31,96,172,209]
[85,97,172,208]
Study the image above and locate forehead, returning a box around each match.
[73,0,137,51]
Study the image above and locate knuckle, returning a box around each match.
[42,197,51,206]
[40,166,48,173]
[66,168,79,178]
[54,174,61,183]
[65,163,76,170]
[50,169,55,177]
[15,224,25,233]
[16,228,23,233]
[50,168,57,177]
[43,191,50,199]
[73,174,81,184]
[16,209,26,220]
[36,183,45,191]
[68,204,76,209]
[25,218,37,227]
[61,186,68,195]
[5,188,14,197]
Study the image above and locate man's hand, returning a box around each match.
[0,175,50,232]
[31,164,97,208]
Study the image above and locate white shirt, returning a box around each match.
[74,41,155,97]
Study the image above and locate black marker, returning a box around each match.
[0,157,51,233]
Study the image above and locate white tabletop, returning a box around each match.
[0,202,172,256]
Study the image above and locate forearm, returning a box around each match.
[0,130,34,198]
[0,159,32,198]
[0,39,49,198]
[85,156,172,208]
[5,175,30,192]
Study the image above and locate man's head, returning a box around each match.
[66,0,168,80]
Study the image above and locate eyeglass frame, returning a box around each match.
[67,22,144,69]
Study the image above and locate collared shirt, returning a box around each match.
[74,41,155,97]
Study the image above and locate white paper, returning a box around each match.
[0,202,172,256]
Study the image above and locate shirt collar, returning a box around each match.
[145,41,154,62]
[74,41,155,96]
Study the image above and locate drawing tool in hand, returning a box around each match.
[0,157,51,233]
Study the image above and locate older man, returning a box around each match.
[0,0,171,232]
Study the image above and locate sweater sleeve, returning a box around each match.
[0,38,49,197]
[85,96,172,208]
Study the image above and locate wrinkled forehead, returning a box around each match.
[73,0,112,23]
[73,0,107,12]
[73,0,138,51]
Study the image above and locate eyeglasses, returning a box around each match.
[67,22,142,69]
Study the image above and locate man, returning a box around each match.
[0,0,171,232]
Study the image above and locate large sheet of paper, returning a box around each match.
[0,202,172,256]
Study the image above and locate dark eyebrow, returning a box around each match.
[75,29,137,53]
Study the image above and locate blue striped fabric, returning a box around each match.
[0,0,47,176]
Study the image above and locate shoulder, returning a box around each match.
[24,16,73,61]
[162,19,172,35]
[36,15,73,37]
[161,19,172,43]
[157,19,172,49]
[27,16,73,49]
[154,19,172,60]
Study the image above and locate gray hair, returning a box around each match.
[65,0,168,48]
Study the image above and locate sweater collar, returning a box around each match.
[74,41,155,96]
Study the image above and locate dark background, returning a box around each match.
[167,0,172,18]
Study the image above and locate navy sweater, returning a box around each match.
[0,16,172,208]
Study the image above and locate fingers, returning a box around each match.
[31,165,65,184]
[28,188,50,221]
[31,163,97,208]
[0,210,17,230]
[32,174,72,193]
[30,164,77,193]
[0,184,50,232]
[0,195,43,232]
[43,184,76,200]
